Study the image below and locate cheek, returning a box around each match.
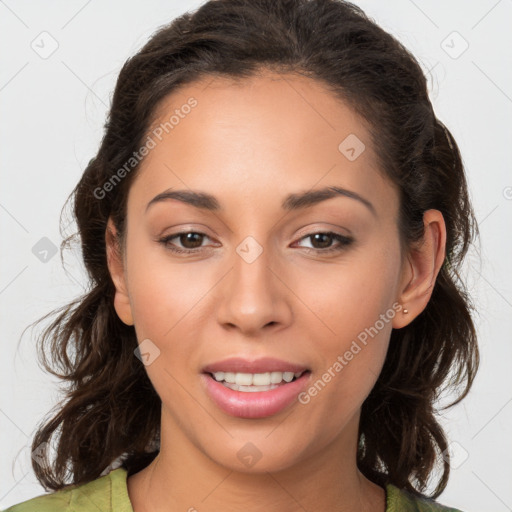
[297,307,393,438]
[292,242,400,412]
[125,248,209,401]
[126,235,210,338]
[291,242,401,339]
[124,235,226,392]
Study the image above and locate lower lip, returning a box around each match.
[201,372,311,419]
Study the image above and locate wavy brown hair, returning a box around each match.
[25,0,479,499]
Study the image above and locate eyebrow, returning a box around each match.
[145,186,376,216]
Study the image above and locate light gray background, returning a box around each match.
[1,1,511,510]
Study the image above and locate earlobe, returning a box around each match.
[105,218,134,326]
[392,209,447,329]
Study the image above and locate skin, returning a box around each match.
[106,70,446,512]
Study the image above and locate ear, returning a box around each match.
[392,209,447,329]
[105,217,134,326]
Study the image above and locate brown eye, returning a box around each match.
[176,232,205,249]
[158,231,211,253]
[310,233,334,249]
[295,231,354,253]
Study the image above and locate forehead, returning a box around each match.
[148,70,373,156]
[129,70,396,217]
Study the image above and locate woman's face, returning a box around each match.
[111,71,410,473]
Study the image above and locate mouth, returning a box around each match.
[200,358,312,419]
[205,369,309,392]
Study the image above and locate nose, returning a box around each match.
[215,243,292,336]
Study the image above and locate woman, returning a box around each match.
[4,0,479,510]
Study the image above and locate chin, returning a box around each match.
[199,435,313,475]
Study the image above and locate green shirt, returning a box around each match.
[2,467,464,511]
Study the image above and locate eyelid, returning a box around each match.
[159,230,217,248]
[158,227,354,255]
[294,223,353,239]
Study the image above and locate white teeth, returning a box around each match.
[223,382,279,392]
[224,372,236,383]
[270,371,283,384]
[211,370,305,386]
[252,372,270,385]
[283,372,294,382]
[235,373,253,386]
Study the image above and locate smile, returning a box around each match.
[210,370,306,392]
[201,369,311,419]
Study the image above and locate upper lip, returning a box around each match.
[202,357,309,374]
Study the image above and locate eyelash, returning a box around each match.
[158,230,354,255]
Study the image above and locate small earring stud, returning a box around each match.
[403,308,408,314]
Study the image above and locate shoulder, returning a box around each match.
[1,491,70,512]
[386,483,465,512]
[2,467,131,512]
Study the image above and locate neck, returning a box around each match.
[127,407,385,512]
